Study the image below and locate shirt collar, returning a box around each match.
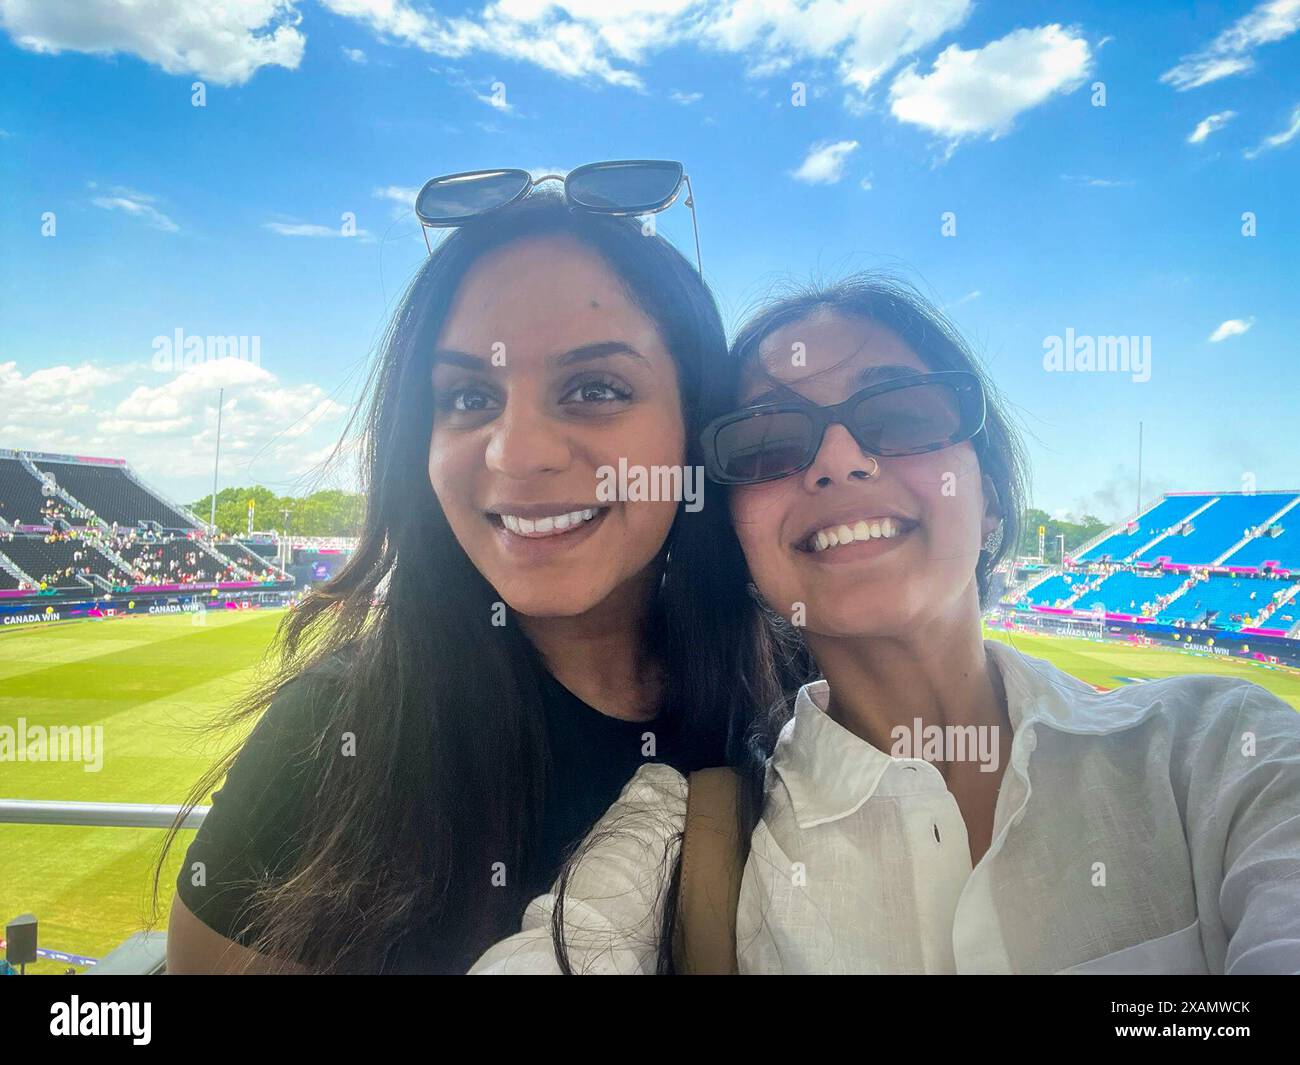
[772,639,1163,830]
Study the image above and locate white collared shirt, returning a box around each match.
[472,640,1300,974]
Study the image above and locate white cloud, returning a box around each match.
[1061,174,1133,188]
[0,355,349,494]
[263,220,371,238]
[888,24,1091,141]
[0,0,1097,146]
[476,87,514,111]
[1208,318,1254,342]
[1244,103,1300,158]
[1188,110,1237,143]
[0,0,305,86]
[791,139,859,184]
[374,185,420,205]
[704,0,971,92]
[0,0,975,99]
[317,0,657,88]
[670,90,702,104]
[90,186,179,232]
[1161,0,1300,91]
[373,184,420,222]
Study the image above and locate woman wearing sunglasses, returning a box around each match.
[160,163,796,973]
[473,275,1300,974]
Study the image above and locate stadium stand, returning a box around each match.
[1017,490,1300,638]
[1074,494,1215,562]
[1137,492,1298,565]
[30,458,198,530]
[1020,572,1084,607]
[0,533,132,589]
[1218,499,1300,570]
[1158,573,1292,628]
[0,449,292,595]
[0,454,53,528]
[1262,592,1300,634]
[1075,569,1187,617]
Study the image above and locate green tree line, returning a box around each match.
[1016,508,1111,562]
[190,486,364,538]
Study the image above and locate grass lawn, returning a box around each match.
[2,612,1297,973]
[984,626,1300,709]
[1,609,282,973]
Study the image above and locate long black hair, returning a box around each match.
[155,192,786,973]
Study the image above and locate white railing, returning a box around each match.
[0,798,209,829]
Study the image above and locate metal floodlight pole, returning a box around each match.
[210,388,224,535]
[1137,421,1143,518]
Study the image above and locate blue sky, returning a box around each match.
[1,0,1297,520]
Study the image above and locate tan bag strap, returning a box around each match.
[672,767,744,975]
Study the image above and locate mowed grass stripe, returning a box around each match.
[0,612,281,730]
[0,624,185,682]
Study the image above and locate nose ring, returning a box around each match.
[851,456,880,480]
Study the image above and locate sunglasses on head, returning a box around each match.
[414,159,701,272]
[700,371,987,486]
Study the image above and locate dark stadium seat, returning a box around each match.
[0,456,51,527]
[0,535,131,588]
[30,459,198,529]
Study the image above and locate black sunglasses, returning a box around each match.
[414,159,701,272]
[700,371,987,486]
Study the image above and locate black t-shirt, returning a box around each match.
[175,656,682,973]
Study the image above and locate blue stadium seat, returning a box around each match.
[1142,493,1298,566]
[1075,495,1214,562]
[1218,502,1300,570]
[1076,570,1187,615]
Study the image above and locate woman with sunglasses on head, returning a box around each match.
[160,165,795,974]
[474,275,1300,974]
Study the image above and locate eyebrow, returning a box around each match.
[431,340,647,370]
[744,364,923,406]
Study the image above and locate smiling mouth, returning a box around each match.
[797,516,918,554]
[488,506,609,539]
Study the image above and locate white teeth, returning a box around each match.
[806,516,909,552]
[498,508,602,538]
